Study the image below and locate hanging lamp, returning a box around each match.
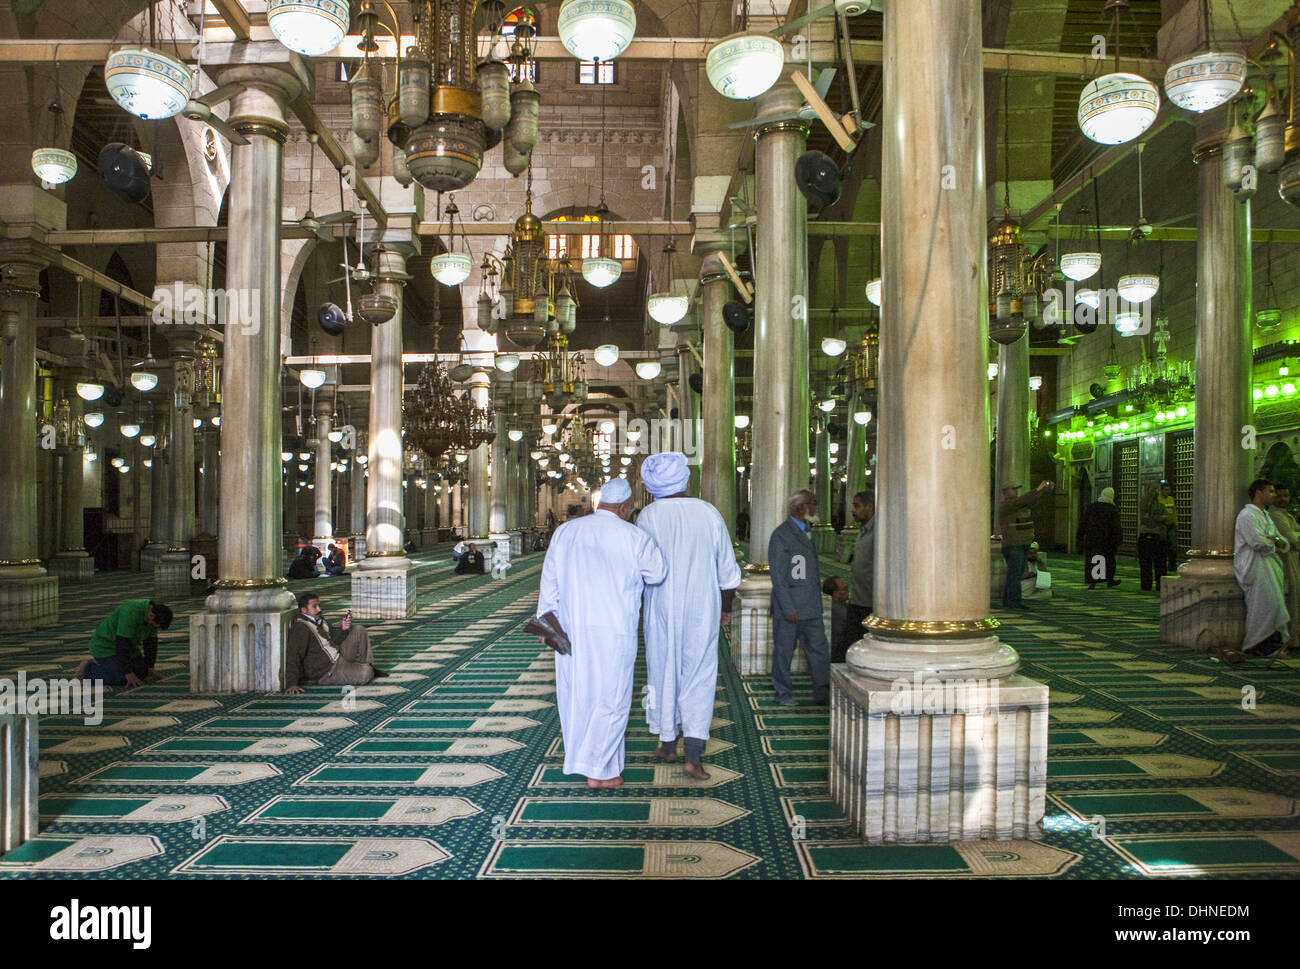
[1077,2,1158,146]
[1163,0,1246,112]
[430,196,474,286]
[31,102,76,186]
[583,71,623,288]
[647,240,689,325]
[557,0,637,63]
[266,0,349,56]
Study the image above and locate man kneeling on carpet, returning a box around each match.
[74,599,173,687]
[285,592,387,693]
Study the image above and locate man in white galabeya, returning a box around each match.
[1234,478,1290,658]
[636,451,742,780]
[536,476,667,788]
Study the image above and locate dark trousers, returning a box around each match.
[772,614,830,703]
[1165,534,1178,573]
[1083,548,1117,585]
[1137,533,1166,591]
[836,603,872,664]
[83,654,147,686]
[1002,544,1028,606]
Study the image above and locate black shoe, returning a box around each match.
[371,667,390,678]
[1245,635,1282,658]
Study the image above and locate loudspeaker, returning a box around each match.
[318,302,348,336]
[723,301,750,334]
[1089,382,1107,400]
[795,150,842,208]
[97,143,151,204]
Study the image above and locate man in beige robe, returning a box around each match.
[1269,486,1300,654]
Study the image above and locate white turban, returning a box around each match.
[641,451,690,497]
[599,477,632,505]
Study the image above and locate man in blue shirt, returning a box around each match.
[768,490,832,706]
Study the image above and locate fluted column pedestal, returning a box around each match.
[830,0,1047,843]
[1161,122,1252,651]
[488,391,510,568]
[0,255,58,629]
[191,63,306,691]
[158,335,200,599]
[312,387,335,557]
[353,246,417,618]
[0,712,37,856]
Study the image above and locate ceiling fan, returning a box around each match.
[295,134,356,242]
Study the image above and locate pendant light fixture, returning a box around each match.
[1115,143,1159,304]
[593,344,620,366]
[130,309,159,392]
[583,68,623,289]
[706,1,784,101]
[558,0,637,63]
[1257,241,1282,332]
[635,360,662,380]
[820,242,847,356]
[31,102,76,187]
[430,195,474,286]
[647,239,689,325]
[1163,0,1246,113]
[1059,193,1102,282]
[1077,1,1158,145]
[105,6,189,121]
[266,0,350,57]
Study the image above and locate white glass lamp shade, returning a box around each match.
[86,451,98,462]
[626,430,641,442]
[120,423,140,439]
[620,455,632,466]
[281,451,293,462]
[647,293,688,325]
[599,419,615,434]
[298,452,312,461]
[821,337,847,357]
[139,434,156,447]
[266,0,349,56]
[853,410,871,425]
[110,457,125,468]
[818,399,836,413]
[1164,50,1246,113]
[455,453,469,463]
[865,278,881,306]
[211,416,221,426]
[1077,72,1159,145]
[1059,252,1101,282]
[508,429,524,442]
[635,360,662,380]
[357,454,367,464]
[706,32,785,100]
[538,457,550,468]
[582,257,622,288]
[1115,311,1143,336]
[1117,273,1159,303]
[1076,289,1100,309]
[1029,376,1043,391]
[143,459,152,468]
[542,422,558,436]
[192,418,203,429]
[431,251,473,286]
[299,368,327,389]
[104,48,190,120]
[593,344,620,367]
[558,0,637,62]
[495,353,521,373]
[530,450,543,460]
[734,415,750,430]
[76,381,104,401]
[130,368,158,392]
[328,429,343,443]
[84,411,104,429]
[987,363,999,380]
[31,148,77,185]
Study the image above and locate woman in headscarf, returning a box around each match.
[1078,486,1123,588]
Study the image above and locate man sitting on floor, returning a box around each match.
[322,542,347,576]
[455,542,487,574]
[287,545,322,579]
[284,592,386,693]
[74,599,173,687]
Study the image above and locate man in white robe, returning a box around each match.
[1234,479,1290,657]
[636,452,742,780]
[536,476,667,788]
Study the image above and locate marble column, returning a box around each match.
[191,63,304,692]
[312,383,335,555]
[350,456,366,559]
[812,418,836,554]
[142,396,170,572]
[992,332,1031,600]
[830,0,1048,843]
[1161,116,1252,650]
[734,80,810,675]
[0,255,58,629]
[158,338,198,598]
[838,394,866,561]
[676,342,702,496]
[699,253,736,545]
[354,246,417,618]
[467,372,491,541]
[451,479,463,534]
[198,423,221,536]
[48,376,95,583]
[488,392,510,566]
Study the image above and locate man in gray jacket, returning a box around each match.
[843,491,875,663]
[768,490,831,706]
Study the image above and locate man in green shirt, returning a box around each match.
[74,599,174,687]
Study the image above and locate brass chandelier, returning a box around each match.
[404,360,496,461]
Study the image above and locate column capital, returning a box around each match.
[0,257,45,295]
[373,245,415,282]
[217,64,306,143]
[753,80,809,141]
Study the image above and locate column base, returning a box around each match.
[140,542,166,573]
[47,551,94,583]
[351,565,417,619]
[352,536,366,562]
[190,585,297,693]
[990,538,1007,602]
[0,714,38,856]
[830,666,1049,843]
[509,531,523,556]
[156,550,199,599]
[0,566,59,631]
[1160,556,1245,651]
[812,522,837,556]
[730,571,836,676]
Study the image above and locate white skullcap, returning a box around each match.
[640,451,690,497]
[599,477,632,505]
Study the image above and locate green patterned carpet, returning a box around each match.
[0,547,1297,879]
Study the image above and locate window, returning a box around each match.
[547,234,563,259]
[611,234,634,259]
[580,234,600,259]
[578,60,616,85]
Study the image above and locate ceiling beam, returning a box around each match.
[292,98,388,229]
[208,0,253,42]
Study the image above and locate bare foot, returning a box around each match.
[654,742,678,763]
[586,776,624,789]
[682,761,711,780]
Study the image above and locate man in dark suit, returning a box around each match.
[455,542,487,574]
[768,489,832,706]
